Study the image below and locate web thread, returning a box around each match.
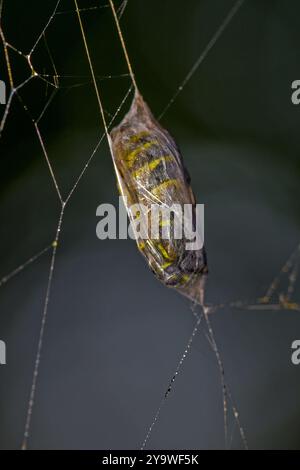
[0,0,299,450]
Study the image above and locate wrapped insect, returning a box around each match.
[110,91,208,305]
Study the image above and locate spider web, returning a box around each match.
[0,0,299,450]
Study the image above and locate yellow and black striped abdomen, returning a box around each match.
[110,91,207,301]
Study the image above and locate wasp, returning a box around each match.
[110,91,207,304]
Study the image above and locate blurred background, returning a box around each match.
[0,0,300,449]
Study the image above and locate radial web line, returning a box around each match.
[42,32,59,89]
[108,0,138,92]
[65,84,133,204]
[263,242,300,303]
[74,0,111,139]
[21,205,65,450]
[0,9,14,87]
[34,122,63,204]
[287,260,298,301]
[0,245,52,288]
[28,1,61,57]
[159,0,245,120]
[141,315,203,450]
[56,6,109,16]
[117,0,129,20]
[203,307,248,449]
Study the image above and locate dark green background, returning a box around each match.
[0,0,300,449]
